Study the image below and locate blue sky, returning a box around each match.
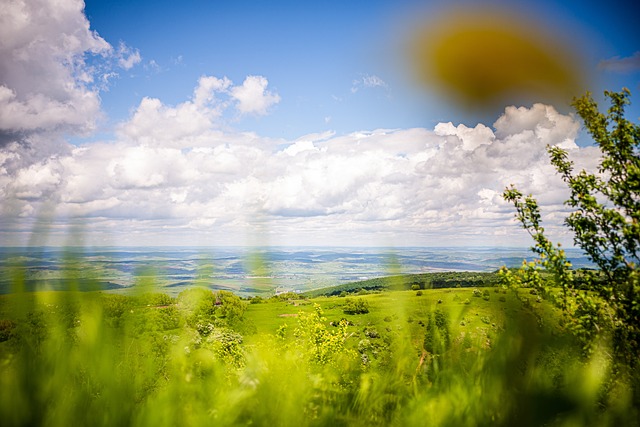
[80,0,639,139]
[81,0,424,138]
[0,0,638,247]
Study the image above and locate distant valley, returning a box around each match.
[0,246,595,296]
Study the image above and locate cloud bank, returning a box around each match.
[0,73,598,246]
[0,0,600,247]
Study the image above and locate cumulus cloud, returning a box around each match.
[193,76,232,107]
[0,0,154,164]
[117,42,142,70]
[118,94,217,147]
[230,76,281,115]
[118,76,280,148]
[0,72,602,246]
[0,0,113,143]
[598,52,640,73]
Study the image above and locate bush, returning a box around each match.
[343,298,370,315]
[0,319,16,342]
[138,292,174,306]
[364,327,380,339]
[177,288,246,327]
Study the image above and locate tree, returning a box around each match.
[503,89,639,365]
[215,290,246,325]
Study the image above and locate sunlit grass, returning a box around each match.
[0,256,637,426]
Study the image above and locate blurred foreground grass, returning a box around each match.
[0,264,638,426]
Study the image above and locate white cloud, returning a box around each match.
[118,76,280,148]
[117,42,142,70]
[0,65,600,246]
[193,75,232,107]
[118,96,216,146]
[0,0,113,142]
[0,85,102,134]
[434,122,495,151]
[283,140,319,157]
[230,76,281,115]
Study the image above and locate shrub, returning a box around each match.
[0,319,16,342]
[364,327,380,339]
[503,89,640,365]
[343,298,370,315]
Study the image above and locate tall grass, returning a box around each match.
[0,255,637,426]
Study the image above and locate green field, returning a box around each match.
[1,279,636,427]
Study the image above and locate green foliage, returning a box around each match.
[0,319,16,342]
[100,293,132,327]
[215,290,246,325]
[1,285,638,426]
[2,233,639,427]
[176,288,246,328]
[293,304,355,366]
[272,291,305,301]
[342,297,370,315]
[422,308,451,381]
[503,89,639,368]
[137,292,174,307]
[177,287,218,327]
[561,89,640,277]
[304,271,501,297]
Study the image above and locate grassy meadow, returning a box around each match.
[1,263,637,427]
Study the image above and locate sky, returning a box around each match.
[0,0,638,248]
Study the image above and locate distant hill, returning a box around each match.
[303,271,501,297]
